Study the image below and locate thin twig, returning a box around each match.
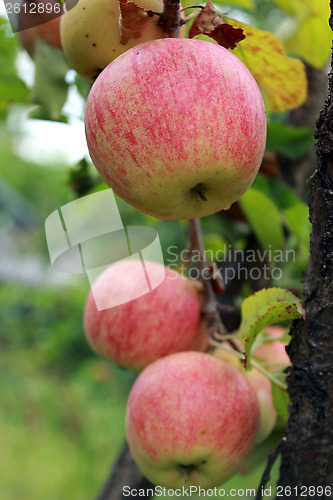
[210,342,287,390]
[255,438,286,500]
[180,9,202,25]
[189,218,228,338]
[180,4,205,11]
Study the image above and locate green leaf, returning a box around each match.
[268,178,311,254]
[270,0,307,19]
[214,0,255,11]
[31,39,70,121]
[74,74,92,101]
[266,123,314,159]
[283,203,310,255]
[203,233,228,259]
[272,382,290,427]
[239,288,303,367]
[239,188,284,255]
[272,0,332,69]
[0,18,29,119]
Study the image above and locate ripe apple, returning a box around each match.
[60,0,183,81]
[214,348,277,444]
[126,351,260,488]
[84,38,267,220]
[18,0,62,57]
[83,259,207,371]
[254,326,290,371]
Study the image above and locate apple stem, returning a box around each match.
[211,342,287,390]
[180,5,205,11]
[158,0,182,37]
[180,9,203,25]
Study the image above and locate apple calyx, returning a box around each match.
[192,183,208,202]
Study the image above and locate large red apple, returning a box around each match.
[85,38,267,220]
[126,351,260,488]
[18,0,62,57]
[83,260,207,371]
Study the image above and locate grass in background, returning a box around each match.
[0,281,135,500]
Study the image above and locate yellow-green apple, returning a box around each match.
[83,260,207,371]
[84,38,267,220]
[60,0,182,81]
[18,0,62,57]
[254,326,290,371]
[214,348,277,444]
[126,351,260,488]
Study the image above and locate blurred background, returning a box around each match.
[0,0,331,497]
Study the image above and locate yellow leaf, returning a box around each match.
[270,0,309,20]
[214,0,255,11]
[284,15,332,69]
[272,0,327,19]
[272,0,331,69]
[227,18,307,113]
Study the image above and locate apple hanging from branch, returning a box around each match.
[85,38,267,220]
[126,351,260,488]
[83,259,207,371]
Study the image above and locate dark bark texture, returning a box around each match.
[276,9,333,497]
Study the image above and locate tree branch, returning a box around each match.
[274,9,333,496]
[189,218,229,339]
[256,438,285,500]
[95,443,154,500]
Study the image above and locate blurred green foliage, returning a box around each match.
[0,0,320,495]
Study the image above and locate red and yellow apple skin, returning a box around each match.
[18,0,62,57]
[214,349,277,445]
[60,0,183,82]
[126,351,260,488]
[245,369,277,444]
[84,38,266,220]
[83,260,207,372]
[254,326,290,371]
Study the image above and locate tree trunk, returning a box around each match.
[276,5,333,496]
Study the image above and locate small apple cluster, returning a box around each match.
[17,0,273,489]
[84,259,288,488]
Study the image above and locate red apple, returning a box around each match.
[214,349,277,444]
[85,38,266,220]
[18,0,62,57]
[126,351,260,488]
[254,326,290,371]
[83,260,207,371]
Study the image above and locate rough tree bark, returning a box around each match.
[276,6,333,497]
